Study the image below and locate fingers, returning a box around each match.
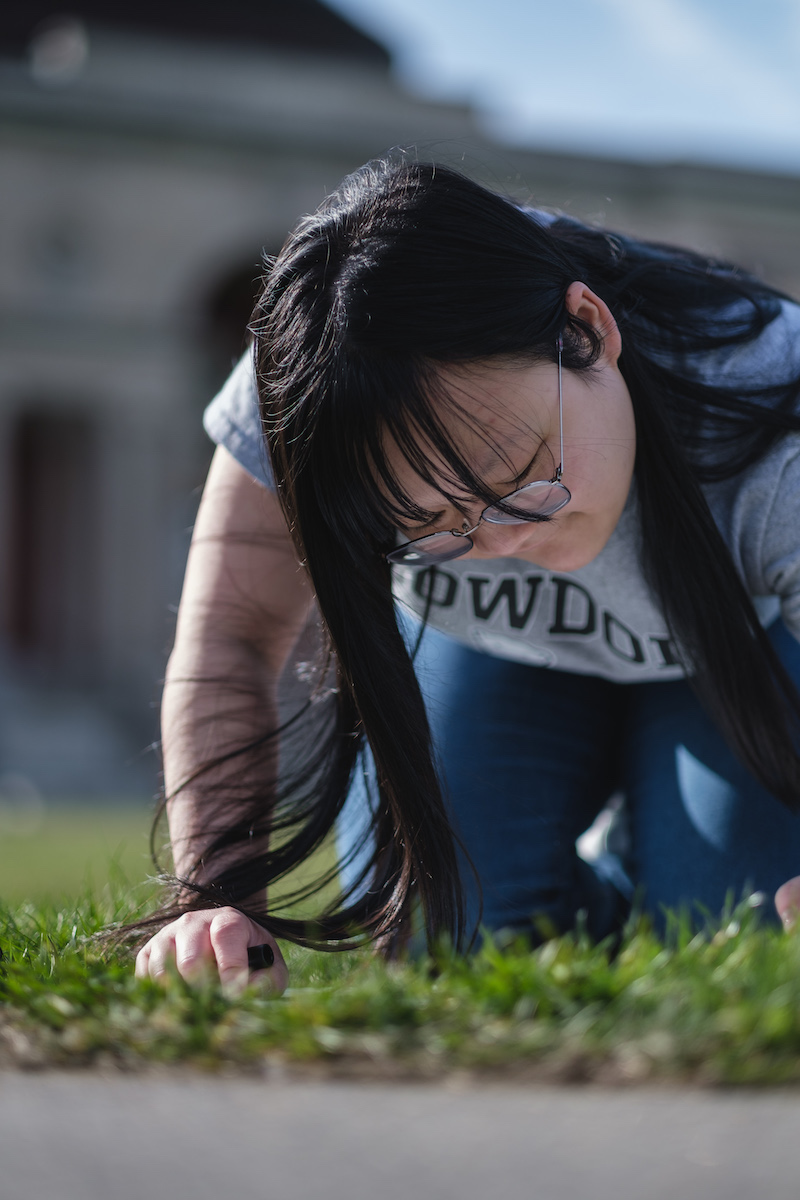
[247,934,288,996]
[134,908,288,995]
[134,940,153,980]
[209,909,252,994]
[175,920,215,982]
[209,914,288,997]
[135,928,176,982]
[775,877,800,930]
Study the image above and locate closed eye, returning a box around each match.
[402,449,546,536]
[406,501,471,535]
[503,451,541,490]
[408,511,446,534]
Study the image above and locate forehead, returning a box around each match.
[379,358,555,511]
[434,359,555,437]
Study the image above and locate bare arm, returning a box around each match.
[137,445,313,991]
[163,444,313,880]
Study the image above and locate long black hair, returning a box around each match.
[148,158,800,954]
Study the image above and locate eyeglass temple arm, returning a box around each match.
[553,335,564,484]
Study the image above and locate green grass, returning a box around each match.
[3,882,800,1084]
[0,804,153,905]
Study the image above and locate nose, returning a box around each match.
[474,520,536,556]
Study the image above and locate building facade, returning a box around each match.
[1,3,799,797]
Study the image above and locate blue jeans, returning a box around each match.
[338,617,800,941]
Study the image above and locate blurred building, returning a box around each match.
[0,0,483,799]
[1,2,799,799]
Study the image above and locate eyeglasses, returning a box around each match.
[386,338,571,567]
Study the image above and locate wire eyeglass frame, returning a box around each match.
[385,337,570,567]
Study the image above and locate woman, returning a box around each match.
[136,159,800,993]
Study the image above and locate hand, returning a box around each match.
[135,907,288,995]
[774,877,800,930]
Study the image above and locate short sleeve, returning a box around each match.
[203,352,274,488]
[759,443,800,641]
[721,304,800,638]
[693,299,800,389]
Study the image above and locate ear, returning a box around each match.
[564,281,622,365]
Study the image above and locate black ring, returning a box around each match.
[247,943,275,971]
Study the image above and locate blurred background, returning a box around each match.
[1,0,799,901]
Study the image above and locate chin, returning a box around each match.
[527,538,603,573]
[527,513,614,572]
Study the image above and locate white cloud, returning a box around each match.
[327,0,800,170]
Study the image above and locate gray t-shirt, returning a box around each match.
[204,301,800,683]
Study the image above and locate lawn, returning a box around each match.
[0,803,154,906]
[3,865,800,1084]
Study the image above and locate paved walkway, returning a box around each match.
[1,1072,797,1199]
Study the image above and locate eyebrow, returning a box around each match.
[403,446,546,535]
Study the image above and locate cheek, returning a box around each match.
[568,436,634,512]
[561,457,600,513]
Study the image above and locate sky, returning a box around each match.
[327,0,800,174]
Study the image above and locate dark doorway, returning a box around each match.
[7,410,99,678]
[205,258,263,383]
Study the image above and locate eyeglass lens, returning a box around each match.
[386,530,474,565]
[386,338,568,567]
[481,479,570,525]
[386,479,570,565]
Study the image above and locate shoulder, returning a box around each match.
[688,298,800,388]
[203,351,274,488]
[705,430,800,611]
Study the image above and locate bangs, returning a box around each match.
[302,356,553,562]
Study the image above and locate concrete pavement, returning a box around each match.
[1,1071,797,1199]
